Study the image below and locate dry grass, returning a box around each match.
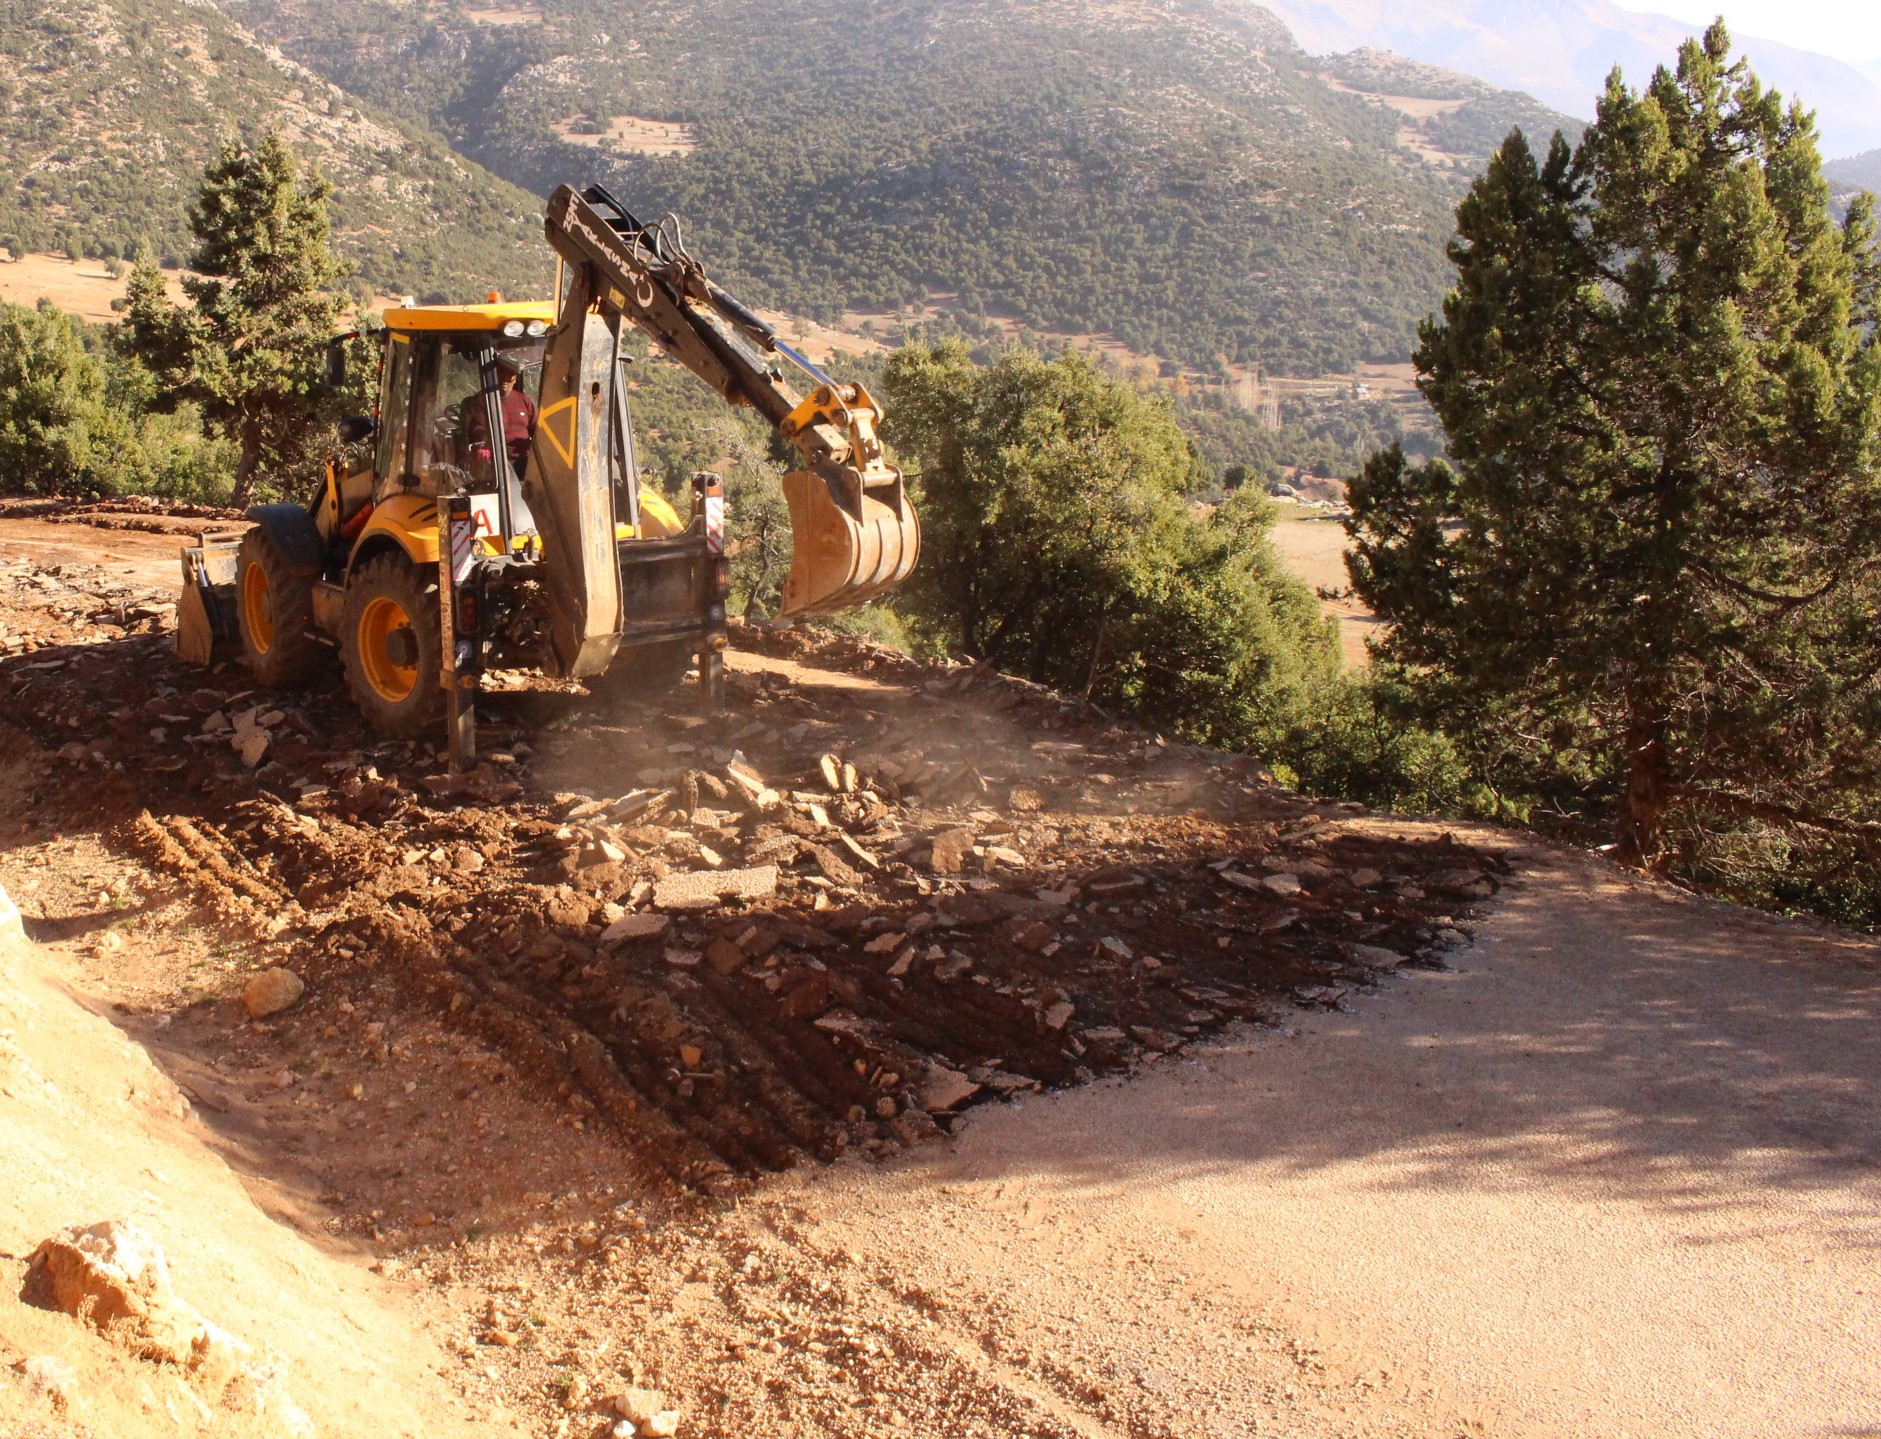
[463,6,542,24]
[0,253,187,324]
[752,307,884,362]
[1270,511,1379,668]
[553,114,697,156]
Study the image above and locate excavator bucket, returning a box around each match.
[175,531,243,666]
[779,465,920,618]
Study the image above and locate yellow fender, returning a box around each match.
[353,493,440,568]
[634,488,685,538]
[355,489,681,568]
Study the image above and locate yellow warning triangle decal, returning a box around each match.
[538,397,578,468]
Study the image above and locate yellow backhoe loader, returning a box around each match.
[176,183,919,766]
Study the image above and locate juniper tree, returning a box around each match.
[884,341,1337,748]
[120,133,347,505]
[1347,24,1881,869]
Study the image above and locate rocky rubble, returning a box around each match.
[0,549,1505,1193]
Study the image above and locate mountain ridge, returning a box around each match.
[1251,0,1881,158]
[3,0,1588,376]
[228,0,1581,372]
[0,0,549,301]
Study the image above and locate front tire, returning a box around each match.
[341,552,443,738]
[236,526,324,687]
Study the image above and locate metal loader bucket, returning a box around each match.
[175,530,243,666]
[779,465,920,618]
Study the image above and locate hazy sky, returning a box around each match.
[1623,0,1881,64]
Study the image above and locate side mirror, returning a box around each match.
[336,415,375,444]
[325,339,347,389]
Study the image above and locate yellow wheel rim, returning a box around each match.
[241,560,273,654]
[358,596,418,703]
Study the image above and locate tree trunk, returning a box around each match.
[744,524,773,619]
[1615,722,1670,869]
[1083,607,1110,701]
[230,415,263,508]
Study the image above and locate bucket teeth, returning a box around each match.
[779,467,920,618]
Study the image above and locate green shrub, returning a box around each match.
[0,300,235,502]
[882,341,1340,751]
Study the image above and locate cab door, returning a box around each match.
[375,330,418,493]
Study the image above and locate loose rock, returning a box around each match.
[652,865,778,910]
[613,1386,668,1426]
[242,968,304,1018]
[920,1065,981,1112]
[928,827,977,874]
[24,1221,212,1366]
[1350,943,1407,970]
[601,913,672,944]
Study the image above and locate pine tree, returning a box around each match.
[1347,25,1881,869]
[120,133,347,505]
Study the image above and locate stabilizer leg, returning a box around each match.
[440,495,481,774]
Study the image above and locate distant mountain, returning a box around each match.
[225,0,1577,373]
[1826,150,1881,195]
[0,0,547,301]
[0,0,1590,372]
[1251,0,1881,158]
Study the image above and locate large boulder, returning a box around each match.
[22,1219,241,1376]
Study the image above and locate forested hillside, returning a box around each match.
[1827,150,1881,196]
[226,0,1577,374]
[0,0,1578,373]
[0,0,548,300]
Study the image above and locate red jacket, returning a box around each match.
[498,389,536,445]
[468,389,537,452]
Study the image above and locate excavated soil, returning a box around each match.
[0,535,1504,1203]
[7,508,1874,1439]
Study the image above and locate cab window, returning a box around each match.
[414,340,496,491]
[494,339,546,404]
[376,332,413,483]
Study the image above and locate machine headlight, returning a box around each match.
[525,320,548,337]
[500,320,525,337]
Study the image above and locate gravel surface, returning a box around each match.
[777,839,1881,1436]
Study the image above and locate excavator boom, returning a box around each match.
[536,185,918,625]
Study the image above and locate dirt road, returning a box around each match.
[782,845,1881,1437]
[1,507,1873,1437]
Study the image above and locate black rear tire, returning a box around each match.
[341,552,444,739]
[586,640,695,708]
[236,526,325,688]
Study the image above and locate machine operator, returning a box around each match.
[467,353,538,479]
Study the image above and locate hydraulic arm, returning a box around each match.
[529,183,918,674]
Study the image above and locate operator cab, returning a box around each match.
[373,302,556,548]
